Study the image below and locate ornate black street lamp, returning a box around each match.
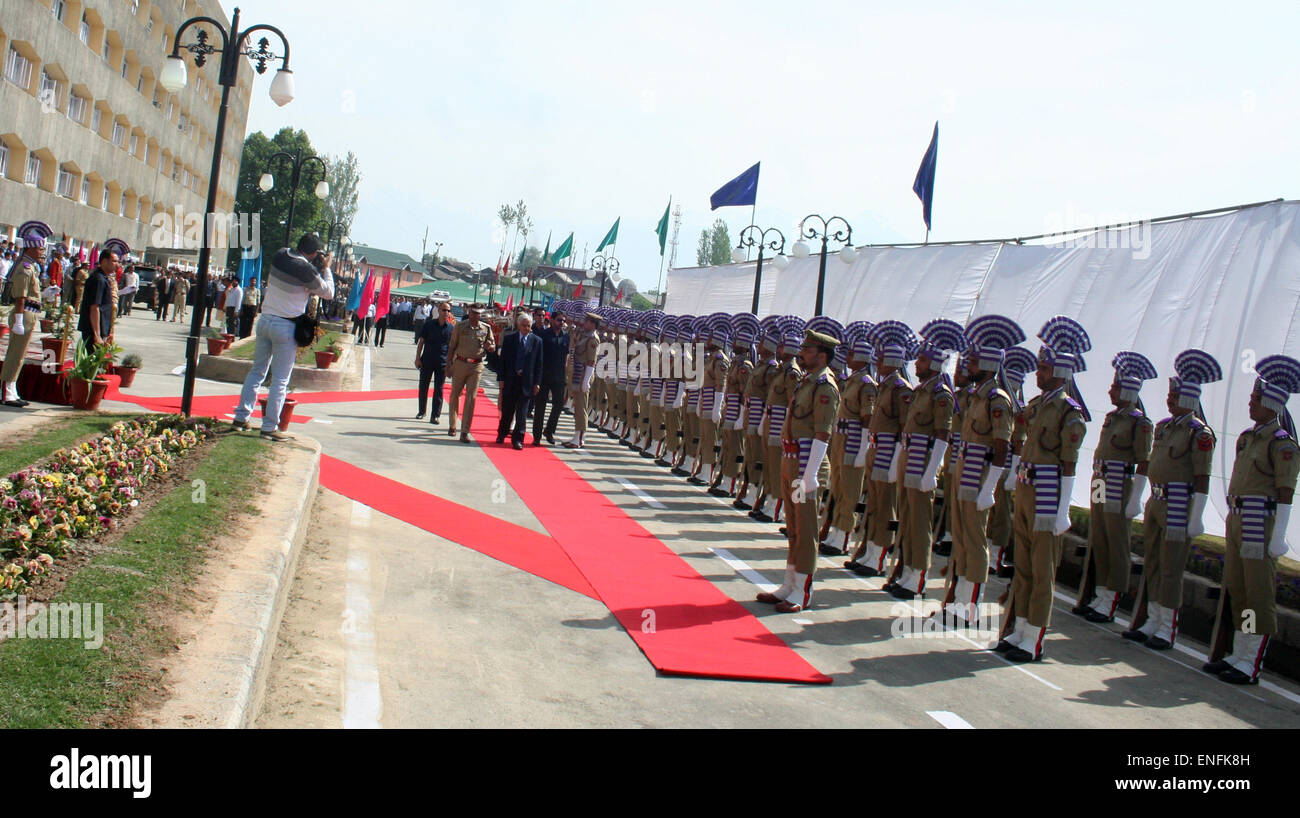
[591,254,620,307]
[259,147,328,252]
[792,215,856,316]
[733,225,789,315]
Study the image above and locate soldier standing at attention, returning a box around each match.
[742,319,782,514]
[692,314,732,487]
[846,320,917,577]
[945,315,1025,622]
[714,314,757,498]
[1203,355,1300,685]
[1078,352,1158,625]
[756,319,806,523]
[756,328,841,613]
[821,322,875,556]
[996,316,1091,663]
[989,348,1038,578]
[658,318,687,467]
[445,304,497,443]
[675,318,702,478]
[1,221,55,408]
[562,312,602,449]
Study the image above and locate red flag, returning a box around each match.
[358,268,377,316]
[374,273,393,320]
[503,257,511,277]
[88,244,99,266]
[573,282,584,299]
[505,293,514,312]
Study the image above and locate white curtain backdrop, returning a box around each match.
[666,201,1300,555]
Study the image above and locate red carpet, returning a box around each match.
[319,455,597,600]
[467,394,832,685]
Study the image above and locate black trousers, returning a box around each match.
[374,316,388,347]
[418,365,446,420]
[533,380,566,440]
[497,380,533,443]
[240,305,257,338]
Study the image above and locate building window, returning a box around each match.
[137,74,144,93]
[102,39,112,63]
[129,133,139,155]
[0,143,8,178]
[4,47,32,90]
[102,187,111,211]
[53,1,66,23]
[132,0,140,14]
[39,70,59,104]
[91,106,102,132]
[166,101,174,119]
[57,169,77,198]
[80,14,91,45]
[67,92,87,123]
[120,196,128,217]
[112,122,127,147]
[80,178,90,204]
[145,18,153,36]
[121,59,129,79]
[25,155,41,186]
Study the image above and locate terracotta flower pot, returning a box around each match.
[206,337,225,356]
[0,325,9,339]
[39,319,54,334]
[41,336,70,364]
[314,350,334,369]
[115,366,138,388]
[222,333,236,348]
[258,397,297,432]
[70,376,110,411]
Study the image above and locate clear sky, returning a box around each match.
[235,0,1299,291]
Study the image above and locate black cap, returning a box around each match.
[297,233,323,254]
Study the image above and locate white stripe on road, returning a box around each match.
[927,711,975,729]
[311,419,335,425]
[362,346,372,392]
[613,477,667,509]
[710,547,778,593]
[342,501,382,729]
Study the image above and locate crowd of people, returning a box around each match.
[429,299,1297,688]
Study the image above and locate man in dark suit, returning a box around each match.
[532,311,570,446]
[496,313,544,450]
[154,271,172,321]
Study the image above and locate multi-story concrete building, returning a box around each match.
[0,0,252,269]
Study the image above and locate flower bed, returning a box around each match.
[0,416,213,597]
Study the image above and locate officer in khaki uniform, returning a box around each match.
[645,315,668,458]
[756,329,841,613]
[1077,352,1158,625]
[692,314,731,486]
[997,316,1091,663]
[445,304,497,442]
[987,348,1038,577]
[562,312,602,449]
[886,319,964,600]
[821,324,876,556]
[714,314,758,497]
[1,221,55,408]
[945,315,1025,621]
[847,320,917,576]
[754,319,805,523]
[741,320,781,513]
[658,318,687,467]
[675,318,703,477]
[1202,355,1300,685]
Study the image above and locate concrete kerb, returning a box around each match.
[152,435,321,728]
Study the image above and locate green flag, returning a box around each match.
[517,242,528,267]
[538,233,551,269]
[655,199,671,256]
[596,218,620,253]
[550,232,574,265]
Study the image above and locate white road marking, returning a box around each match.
[342,501,383,729]
[792,618,814,626]
[710,547,778,593]
[613,477,667,509]
[362,347,372,392]
[928,711,975,729]
[312,419,335,425]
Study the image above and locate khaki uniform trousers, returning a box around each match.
[952,496,992,583]
[572,388,590,435]
[1223,512,1280,635]
[781,453,825,574]
[829,442,866,533]
[448,359,484,432]
[898,485,936,574]
[1141,497,1190,609]
[745,430,765,488]
[987,482,1013,561]
[865,477,898,549]
[720,425,744,480]
[1090,497,1134,594]
[1,309,38,382]
[1011,485,1064,628]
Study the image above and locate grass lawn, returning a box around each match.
[227,331,340,366]
[0,430,271,728]
[0,414,131,478]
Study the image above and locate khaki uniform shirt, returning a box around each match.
[786,365,841,441]
[1019,387,1087,467]
[447,320,494,370]
[839,366,877,426]
[1146,413,1213,485]
[1228,417,1300,499]
[1093,407,1156,470]
[9,258,43,318]
[903,372,955,439]
[869,371,913,436]
[961,376,1014,447]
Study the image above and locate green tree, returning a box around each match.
[696,229,711,266]
[230,128,326,268]
[322,151,361,234]
[709,219,732,267]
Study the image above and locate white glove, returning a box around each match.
[1053,475,1076,536]
[977,467,1004,511]
[1187,492,1207,539]
[11,312,24,337]
[1004,454,1020,490]
[887,442,902,484]
[581,367,594,392]
[732,411,745,431]
[672,388,685,410]
[853,440,868,469]
[1269,503,1292,558]
[801,438,829,495]
[920,439,948,492]
[710,397,723,424]
[1125,474,1148,520]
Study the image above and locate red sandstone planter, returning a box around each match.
[70,376,110,411]
[115,366,138,388]
[258,397,297,432]
[206,338,226,356]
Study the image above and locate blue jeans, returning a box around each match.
[235,314,297,432]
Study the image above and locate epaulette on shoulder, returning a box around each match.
[1127,408,1144,418]
[1275,428,1293,441]
[1064,395,1083,412]
[892,375,906,389]
[816,372,831,385]
[1189,417,1206,431]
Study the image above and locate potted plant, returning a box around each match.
[39,308,55,335]
[40,306,76,366]
[221,330,236,348]
[204,327,226,356]
[115,351,142,388]
[68,340,118,411]
[314,348,334,369]
[257,392,297,432]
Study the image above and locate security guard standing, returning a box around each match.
[563,311,603,449]
[1203,354,1300,685]
[714,314,757,498]
[821,323,876,556]
[989,348,1038,578]
[1075,352,1158,624]
[445,304,497,442]
[2,221,55,408]
[742,320,782,514]
[997,316,1091,663]
[846,320,917,577]
[755,319,805,523]
[692,315,731,486]
[658,318,687,467]
[945,315,1025,622]
[756,328,841,613]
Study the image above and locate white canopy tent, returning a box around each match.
[666,200,1300,556]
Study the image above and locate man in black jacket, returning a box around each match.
[532,312,570,446]
[496,313,544,450]
[414,301,455,423]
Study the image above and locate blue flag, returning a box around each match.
[347,268,370,313]
[710,162,760,211]
[913,123,939,232]
[237,247,262,290]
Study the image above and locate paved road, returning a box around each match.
[6,313,1297,728]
